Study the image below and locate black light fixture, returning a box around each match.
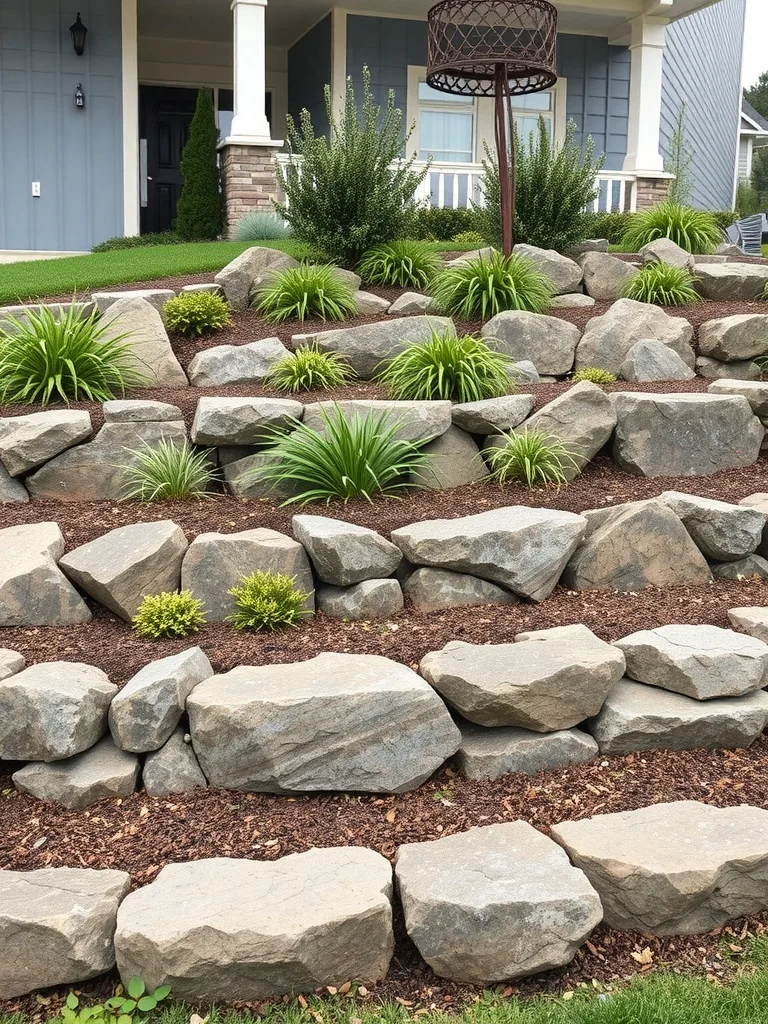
[70,12,87,56]
[75,83,85,108]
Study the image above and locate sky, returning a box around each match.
[743,0,768,89]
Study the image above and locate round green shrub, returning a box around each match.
[163,292,231,337]
[132,591,207,639]
[265,345,355,393]
[227,571,312,631]
[452,230,487,247]
[572,367,617,385]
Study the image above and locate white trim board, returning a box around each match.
[122,0,140,237]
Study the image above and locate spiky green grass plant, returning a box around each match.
[121,440,215,501]
[623,262,700,306]
[486,429,580,487]
[620,201,722,254]
[430,251,554,320]
[358,240,441,289]
[253,263,358,323]
[265,345,355,393]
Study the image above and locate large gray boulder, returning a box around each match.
[698,314,768,362]
[420,625,624,730]
[578,251,638,301]
[403,568,517,613]
[712,554,768,581]
[109,647,213,753]
[576,299,694,374]
[191,396,302,446]
[0,867,131,999]
[612,393,763,476]
[104,400,182,423]
[551,802,768,935]
[0,522,91,626]
[615,624,768,700]
[0,648,25,681]
[60,521,188,621]
[302,399,452,444]
[512,243,583,294]
[620,339,696,382]
[658,491,766,560]
[223,451,302,501]
[696,356,761,381]
[451,395,533,434]
[456,722,598,779]
[0,462,29,502]
[549,293,596,309]
[562,499,712,592]
[0,662,116,761]
[99,297,188,387]
[114,850,394,1000]
[0,410,92,476]
[519,381,616,479]
[639,237,695,270]
[143,728,208,798]
[187,653,460,793]
[387,291,434,315]
[311,316,455,378]
[181,527,314,621]
[317,579,404,621]
[14,736,141,809]
[292,515,402,585]
[418,426,488,489]
[391,506,587,602]
[395,823,601,983]
[695,264,768,301]
[729,606,768,643]
[482,311,580,375]
[708,379,768,418]
[214,246,299,309]
[187,338,291,387]
[587,679,768,754]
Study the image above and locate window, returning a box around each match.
[417,81,476,164]
[512,90,553,146]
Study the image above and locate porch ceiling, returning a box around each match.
[137,0,724,48]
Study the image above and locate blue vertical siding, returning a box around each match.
[288,14,331,138]
[661,0,746,210]
[0,0,123,250]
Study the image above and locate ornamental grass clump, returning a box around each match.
[0,303,145,405]
[486,429,581,488]
[358,240,441,289]
[620,201,722,254]
[572,367,617,385]
[430,251,554,320]
[378,326,513,402]
[227,571,312,631]
[253,264,358,323]
[162,292,231,337]
[623,262,700,306]
[265,344,355,393]
[132,591,206,639]
[121,440,216,501]
[253,404,428,505]
[234,210,292,240]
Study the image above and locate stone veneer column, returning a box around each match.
[219,144,283,238]
[635,175,673,209]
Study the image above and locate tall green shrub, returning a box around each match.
[275,67,429,265]
[664,103,693,205]
[473,118,603,251]
[176,89,222,241]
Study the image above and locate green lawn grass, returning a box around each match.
[0,240,472,306]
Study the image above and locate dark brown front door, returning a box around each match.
[140,86,199,234]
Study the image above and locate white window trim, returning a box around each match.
[407,66,478,164]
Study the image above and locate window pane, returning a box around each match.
[418,81,473,104]
[420,110,473,162]
[514,91,552,111]
[515,114,551,147]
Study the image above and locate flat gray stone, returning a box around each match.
[395,822,601,984]
[513,244,583,295]
[696,356,762,381]
[292,515,402,586]
[59,521,188,621]
[620,339,696,382]
[191,396,302,446]
[551,802,768,935]
[640,237,695,270]
[483,311,580,375]
[92,289,174,313]
[576,299,694,375]
[188,653,460,793]
[0,648,24,681]
[729,607,768,642]
[403,568,517,613]
[587,679,768,754]
[317,579,403,620]
[549,293,596,309]
[187,338,291,387]
[451,395,534,434]
[312,316,455,378]
[578,251,639,301]
[0,462,29,503]
[456,722,598,779]
[566,239,609,256]
[391,506,587,602]
[420,625,625,730]
[214,246,299,309]
[511,360,540,383]
[0,661,115,762]
[223,452,303,501]
[695,264,768,301]
[0,867,131,999]
[520,380,616,479]
[387,292,434,315]
[708,380,768,417]
[103,400,183,423]
[418,426,488,489]
[0,523,91,626]
[659,490,766,560]
[302,399,452,444]
[355,290,392,314]
[109,647,213,753]
[114,849,394,1000]
[99,297,188,387]
[711,555,768,580]
[698,314,768,362]
[143,728,208,798]
[182,527,314,621]
[0,411,92,476]
[181,283,224,296]
[14,736,141,809]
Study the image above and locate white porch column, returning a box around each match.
[227,0,274,145]
[622,14,669,176]
[121,0,140,236]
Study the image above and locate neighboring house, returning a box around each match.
[0,0,747,252]
[738,97,768,182]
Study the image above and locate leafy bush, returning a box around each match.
[620,201,722,254]
[474,119,603,251]
[254,405,428,505]
[572,367,617,385]
[132,591,206,639]
[61,979,171,1024]
[580,211,635,245]
[358,240,441,289]
[91,232,181,253]
[227,571,311,631]
[253,263,358,323]
[412,207,477,241]
[378,327,512,402]
[453,230,486,247]
[275,67,428,265]
[0,304,145,405]
[486,429,580,487]
[163,291,231,337]
[234,210,292,241]
[623,262,700,306]
[121,440,215,501]
[265,344,355,393]
[431,251,553,320]
[711,209,740,233]
[176,88,222,241]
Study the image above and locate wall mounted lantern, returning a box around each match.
[70,12,88,56]
[75,83,85,108]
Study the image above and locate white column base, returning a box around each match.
[218,135,283,149]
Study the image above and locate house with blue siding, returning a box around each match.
[0,0,747,253]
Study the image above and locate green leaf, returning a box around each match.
[137,997,156,1012]
[151,986,171,1001]
[67,994,80,1010]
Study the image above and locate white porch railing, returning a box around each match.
[275,154,637,214]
